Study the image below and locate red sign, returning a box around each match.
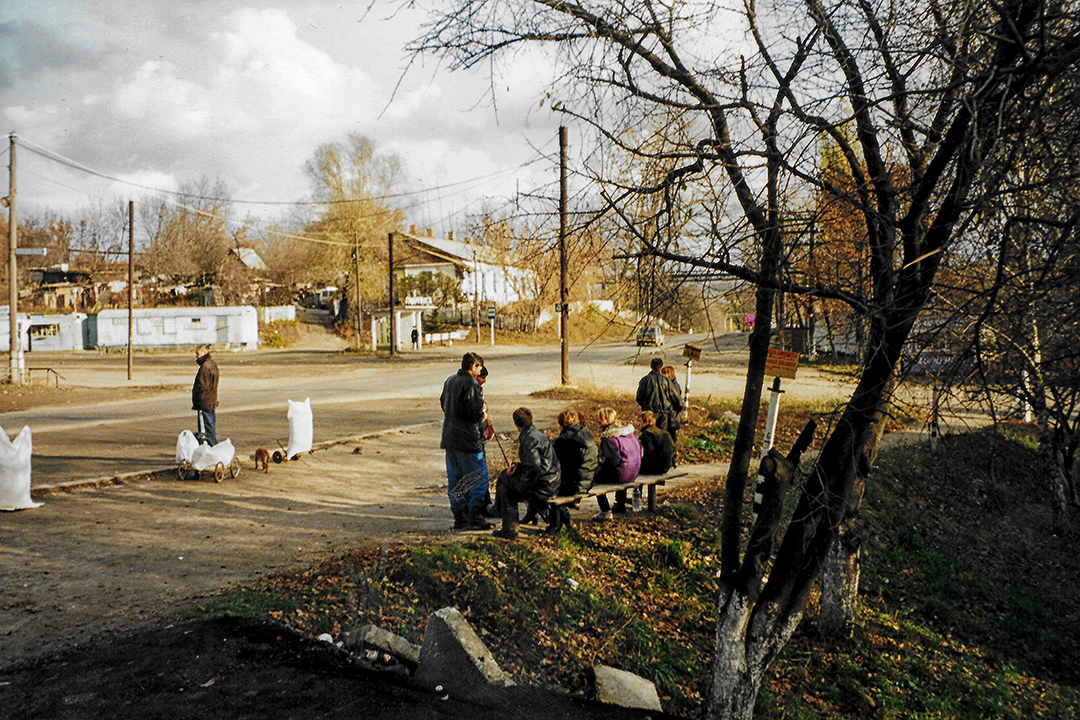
[764,349,799,380]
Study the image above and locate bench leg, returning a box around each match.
[647,484,657,512]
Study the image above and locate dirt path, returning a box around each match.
[0,409,727,672]
[2,328,863,673]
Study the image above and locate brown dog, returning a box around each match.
[254,447,270,473]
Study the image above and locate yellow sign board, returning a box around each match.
[682,344,702,362]
[764,349,799,380]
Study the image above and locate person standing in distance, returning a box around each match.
[636,356,683,438]
[192,344,219,446]
[440,352,492,530]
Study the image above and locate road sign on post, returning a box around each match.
[488,306,496,347]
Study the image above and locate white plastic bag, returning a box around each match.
[0,425,41,511]
[286,398,313,458]
[176,429,199,464]
[190,438,236,472]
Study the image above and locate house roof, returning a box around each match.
[399,232,501,267]
[231,247,267,270]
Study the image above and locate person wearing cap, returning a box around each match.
[192,344,219,446]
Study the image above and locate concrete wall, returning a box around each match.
[258,305,296,323]
[92,306,260,350]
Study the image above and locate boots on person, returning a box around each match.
[461,508,493,531]
[452,509,466,530]
[492,515,519,540]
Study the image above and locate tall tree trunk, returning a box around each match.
[819,395,889,635]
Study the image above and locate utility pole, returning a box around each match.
[353,231,362,351]
[127,200,134,380]
[559,126,569,386]
[7,133,18,383]
[387,232,396,357]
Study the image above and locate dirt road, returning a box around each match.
[0,328,874,673]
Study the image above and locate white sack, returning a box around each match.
[190,439,236,472]
[176,429,199,463]
[286,397,313,457]
[0,425,41,511]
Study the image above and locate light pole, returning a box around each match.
[6,133,18,383]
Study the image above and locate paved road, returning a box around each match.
[5,331,860,491]
[5,334,734,489]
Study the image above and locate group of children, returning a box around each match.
[547,405,676,526]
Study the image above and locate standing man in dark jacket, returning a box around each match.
[492,407,561,540]
[192,344,219,446]
[440,352,491,530]
[636,356,683,437]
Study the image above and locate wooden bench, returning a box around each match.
[549,471,688,513]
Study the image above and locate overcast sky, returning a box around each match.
[1,0,568,235]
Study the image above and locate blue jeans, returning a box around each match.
[445,450,489,514]
[196,410,217,446]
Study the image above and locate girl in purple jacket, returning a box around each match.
[593,407,643,520]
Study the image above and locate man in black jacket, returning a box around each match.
[440,352,491,530]
[636,356,683,436]
[192,344,219,446]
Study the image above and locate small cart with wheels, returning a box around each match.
[177,457,242,483]
[175,433,241,483]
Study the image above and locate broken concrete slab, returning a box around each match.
[413,607,509,698]
[593,664,663,712]
[345,624,422,669]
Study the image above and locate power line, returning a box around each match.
[15,134,554,208]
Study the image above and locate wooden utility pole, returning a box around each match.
[7,133,18,383]
[559,126,569,386]
[127,200,134,380]
[353,231,362,351]
[388,232,396,357]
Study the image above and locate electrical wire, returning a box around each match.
[15,134,555,209]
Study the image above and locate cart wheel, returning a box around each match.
[214,462,226,483]
[272,450,285,464]
[177,462,189,481]
[229,457,241,478]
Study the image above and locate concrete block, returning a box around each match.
[413,607,508,698]
[345,624,421,668]
[594,664,663,711]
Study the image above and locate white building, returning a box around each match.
[397,229,533,306]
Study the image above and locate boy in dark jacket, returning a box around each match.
[492,407,561,540]
[638,411,675,475]
[549,409,599,530]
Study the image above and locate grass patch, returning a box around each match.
[259,319,300,348]
[185,418,1080,719]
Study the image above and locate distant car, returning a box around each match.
[636,326,665,347]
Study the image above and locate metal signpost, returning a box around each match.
[761,349,800,456]
[681,343,701,413]
[488,305,496,346]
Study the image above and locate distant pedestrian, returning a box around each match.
[411,327,419,349]
[440,352,491,530]
[192,344,219,446]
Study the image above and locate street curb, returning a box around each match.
[31,421,442,497]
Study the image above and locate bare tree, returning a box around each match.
[410,0,1079,717]
[301,134,406,328]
